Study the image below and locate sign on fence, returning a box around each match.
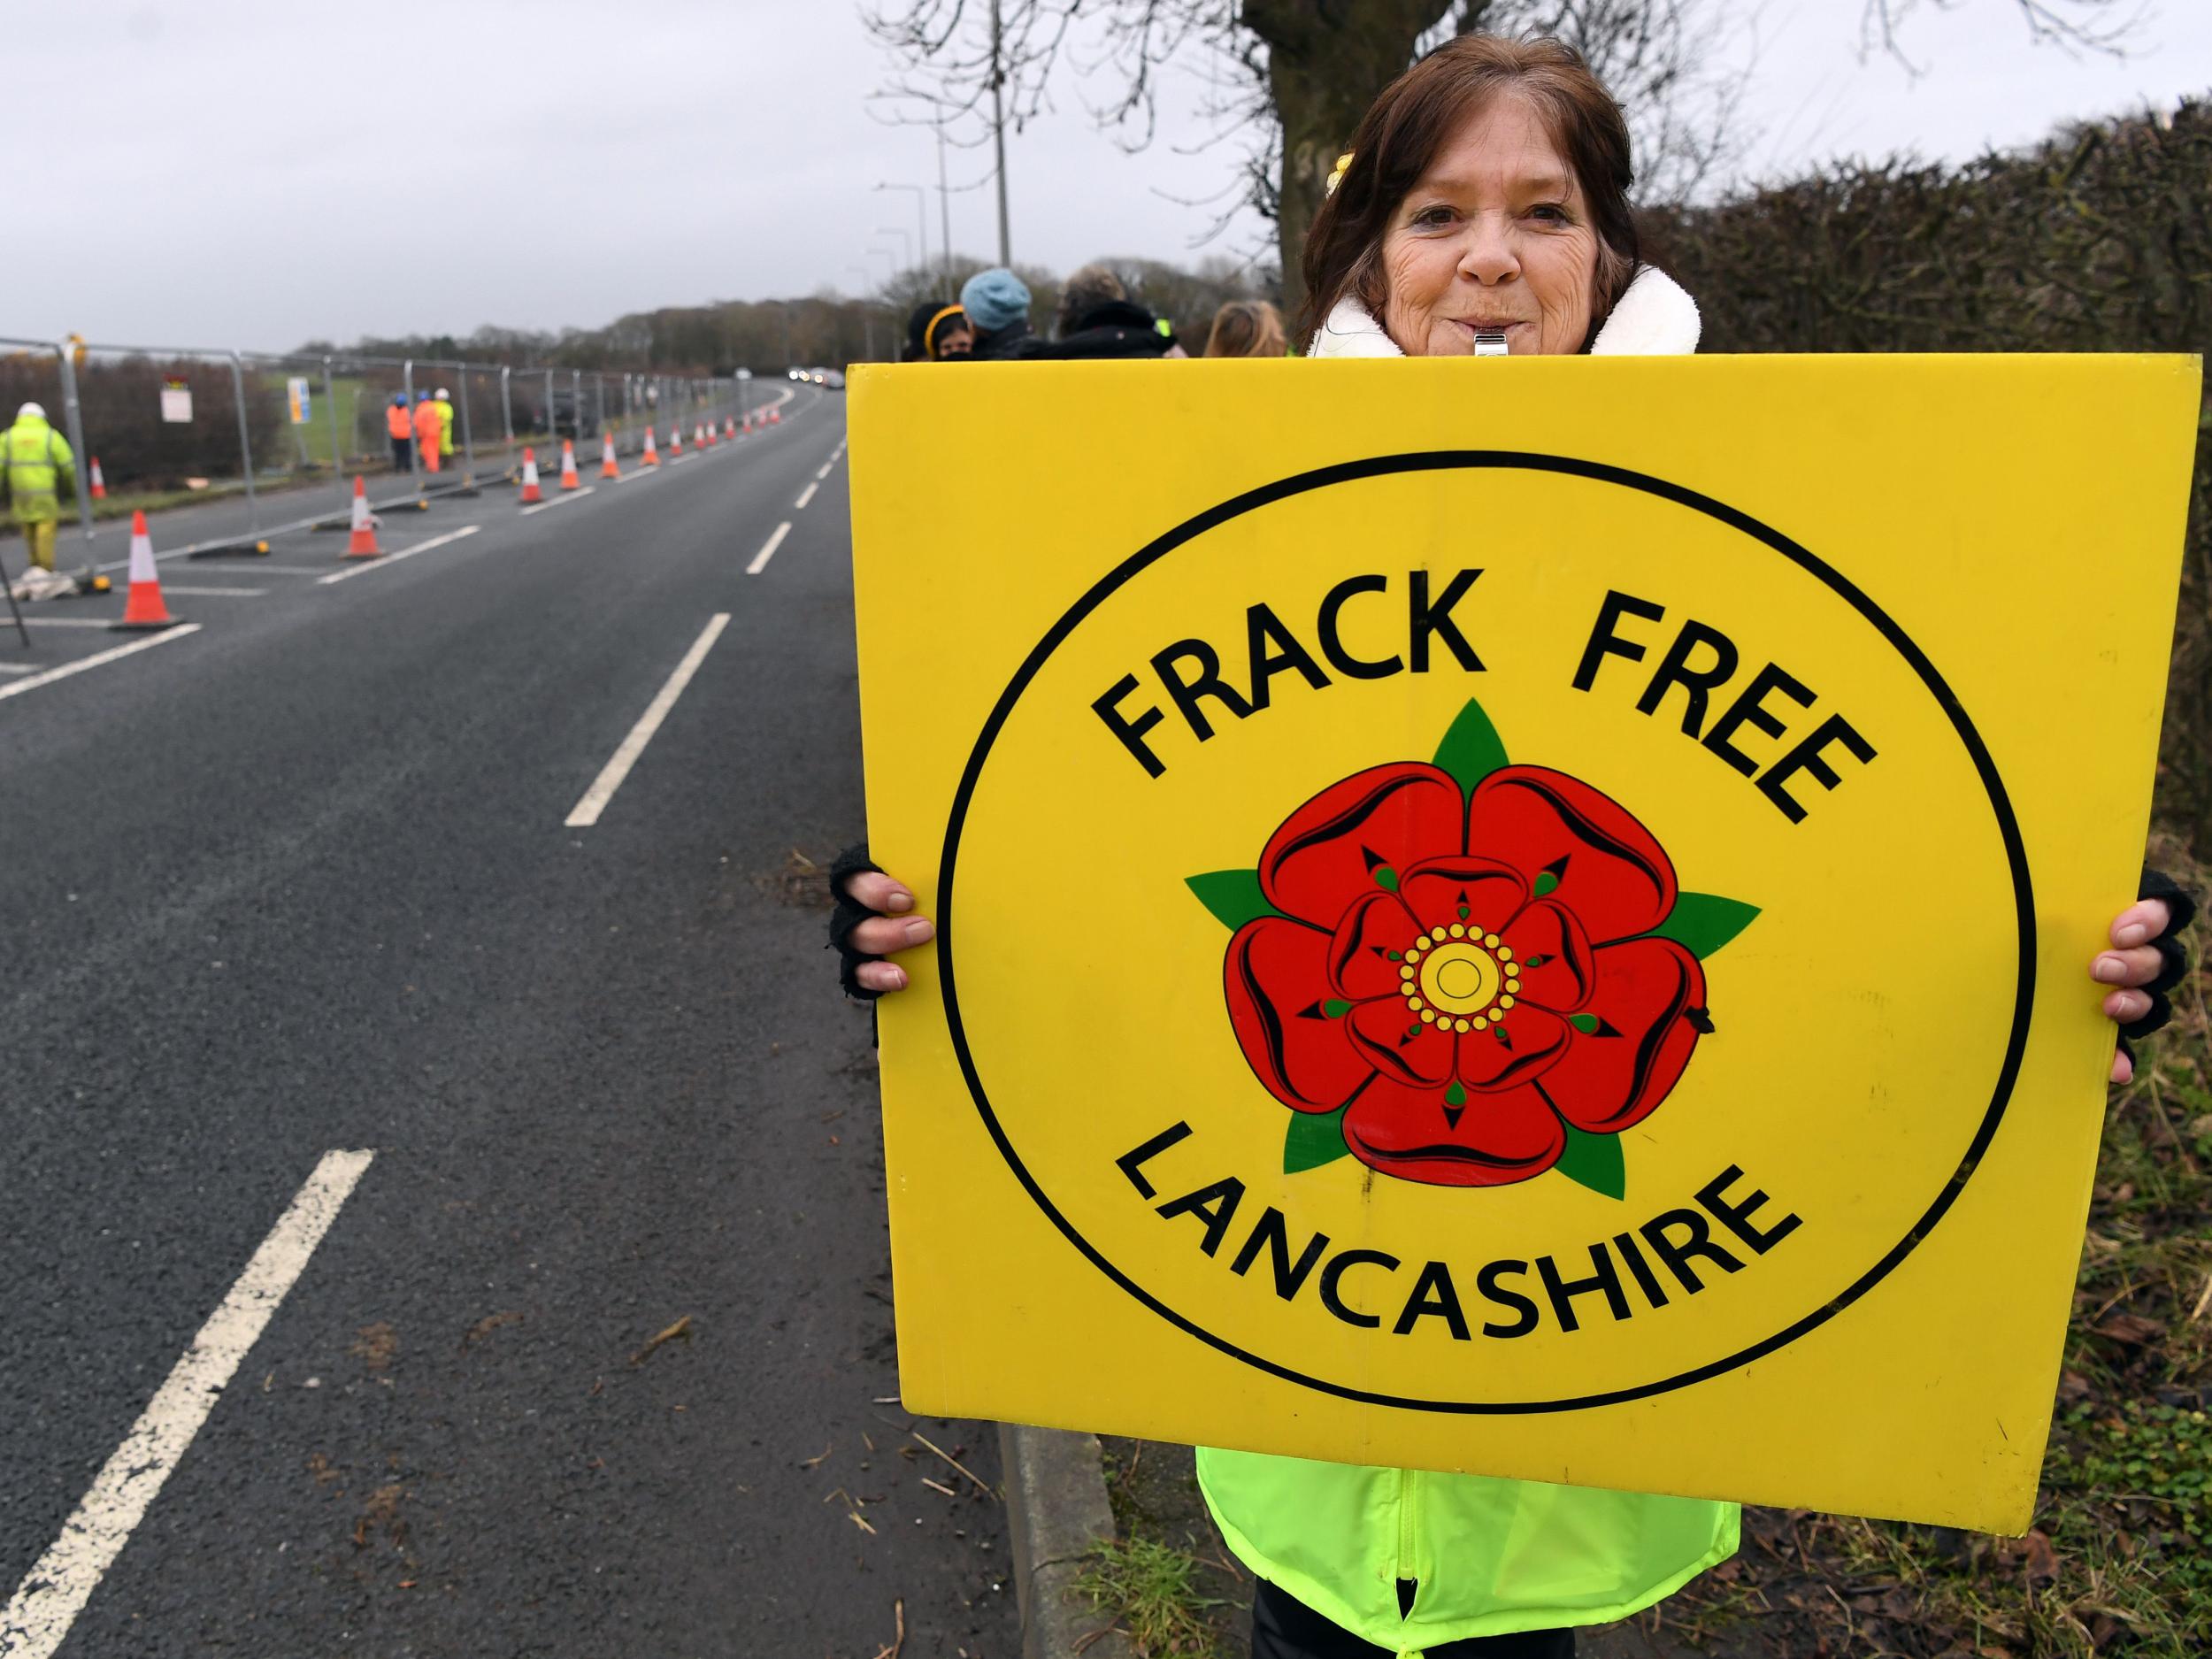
[287,376,311,425]
[159,377,192,423]
[849,352,2200,1535]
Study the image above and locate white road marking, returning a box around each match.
[814,460,836,481]
[793,481,818,511]
[236,565,329,575]
[519,485,596,517]
[155,587,265,598]
[667,454,693,466]
[608,467,661,486]
[16,617,112,628]
[0,662,37,676]
[0,625,202,703]
[747,522,791,577]
[0,1148,374,1659]
[564,613,731,828]
[316,525,481,586]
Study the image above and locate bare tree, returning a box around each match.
[1859,0,2141,72]
[867,0,2142,325]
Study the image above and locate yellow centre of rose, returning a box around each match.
[1398,927,1522,1034]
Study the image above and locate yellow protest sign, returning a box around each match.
[849,353,2200,1534]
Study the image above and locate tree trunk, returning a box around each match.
[1247,0,1455,331]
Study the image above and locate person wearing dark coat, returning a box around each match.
[1022,296,1182,359]
[959,268,1035,359]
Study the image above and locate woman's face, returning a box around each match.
[1379,95,1600,358]
[935,324,974,360]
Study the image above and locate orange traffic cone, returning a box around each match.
[668,425,683,457]
[641,427,660,467]
[344,476,381,557]
[518,447,543,503]
[600,433,619,479]
[769,406,781,426]
[703,420,717,449]
[89,457,107,500]
[111,511,180,632]
[742,412,754,434]
[724,416,735,440]
[559,440,581,490]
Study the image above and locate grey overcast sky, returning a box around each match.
[8,1,2208,349]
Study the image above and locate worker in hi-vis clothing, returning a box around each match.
[413,391,442,474]
[3,401,77,600]
[387,394,413,472]
[434,388,457,472]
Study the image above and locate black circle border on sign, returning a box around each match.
[935,450,2036,1414]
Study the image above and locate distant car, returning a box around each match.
[818,369,846,390]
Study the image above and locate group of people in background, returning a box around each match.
[901,265,1287,365]
[385,388,456,475]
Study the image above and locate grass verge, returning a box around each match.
[1075,1535,1233,1658]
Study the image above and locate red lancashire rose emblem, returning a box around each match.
[1188,700,1755,1193]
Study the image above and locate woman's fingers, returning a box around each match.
[2109,898,2173,949]
[2110,1045,2133,1086]
[2091,944,2167,987]
[844,870,916,915]
[2101,988,2154,1024]
[848,915,935,956]
[854,960,910,995]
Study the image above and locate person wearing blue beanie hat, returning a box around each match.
[959,268,1034,359]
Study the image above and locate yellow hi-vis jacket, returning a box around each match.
[0,412,75,526]
[435,398,456,456]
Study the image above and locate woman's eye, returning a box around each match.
[1411,205,1455,227]
[1530,204,1570,224]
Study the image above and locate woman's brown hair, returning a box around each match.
[1203,298,1287,358]
[1297,35,1639,352]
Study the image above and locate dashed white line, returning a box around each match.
[519,485,597,517]
[1,1149,374,1659]
[0,662,38,676]
[0,625,203,702]
[16,617,111,628]
[747,522,791,577]
[813,460,836,481]
[608,467,661,486]
[793,481,818,511]
[316,525,481,586]
[667,454,694,466]
[565,613,730,828]
[155,587,265,598]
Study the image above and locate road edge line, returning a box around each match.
[0,624,204,703]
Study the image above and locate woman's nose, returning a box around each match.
[1456,216,1519,285]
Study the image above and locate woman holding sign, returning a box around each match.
[835,33,2193,1659]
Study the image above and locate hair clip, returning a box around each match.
[1325,152,1354,197]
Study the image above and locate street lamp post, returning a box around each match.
[849,266,884,364]
[876,182,928,283]
[875,226,913,274]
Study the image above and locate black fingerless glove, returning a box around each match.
[829,841,886,1002]
[2117,866,2198,1067]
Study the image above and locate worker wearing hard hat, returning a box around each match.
[434,388,457,474]
[412,391,442,475]
[387,394,413,473]
[3,401,77,600]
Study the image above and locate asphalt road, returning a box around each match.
[0,386,1018,1658]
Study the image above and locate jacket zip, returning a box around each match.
[1397,1467,1419,1604]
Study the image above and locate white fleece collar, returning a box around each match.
[1306,264,1701,358]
